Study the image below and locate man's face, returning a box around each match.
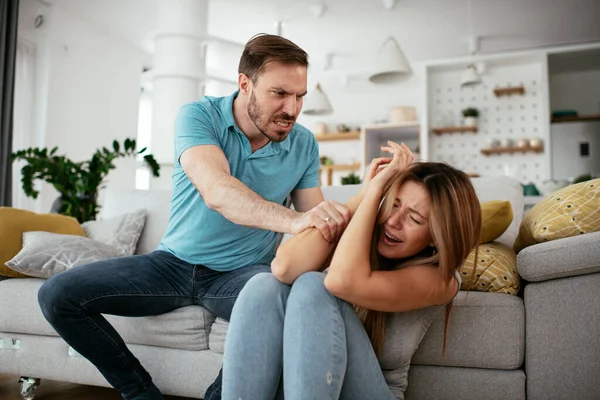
[247,62,307,142]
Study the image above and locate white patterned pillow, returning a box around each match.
[5,232,120,278]
[82,209,146,256]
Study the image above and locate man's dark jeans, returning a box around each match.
[38,250,269,400]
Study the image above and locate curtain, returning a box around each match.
[0,0,20,207]
[12,39,35,210]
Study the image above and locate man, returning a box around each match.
[38,33,350,400]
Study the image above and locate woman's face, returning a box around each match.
[377,181,434,260]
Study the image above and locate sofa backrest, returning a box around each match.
[101,176,523,255]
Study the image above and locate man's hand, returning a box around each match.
[291,200,351,243]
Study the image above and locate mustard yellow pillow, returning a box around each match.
[459,242,520,295]
[0,208,86,278]
[480,200,513,244]
[514,178,600,253]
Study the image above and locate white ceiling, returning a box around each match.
[30,0,600,64]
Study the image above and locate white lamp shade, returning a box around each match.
[461,64,482,87]
[303,84,333,115]
[368,37,411,84]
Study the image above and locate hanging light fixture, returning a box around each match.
[461,0,482,87]
[461,63,481,87]
[368,36,411,84]
[303,83,333,115]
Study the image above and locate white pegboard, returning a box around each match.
[428,61,550,186]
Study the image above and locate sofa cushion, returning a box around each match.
[82,209,146,256]
[0,278,214,351]
[480,201,513,244]
[5,232,121,279]
[0,208,86,278]
[459,242,520,295]
[514,178,600,253]
[101,189,172,255]
[412,291,524,370]
[517,231,600,282]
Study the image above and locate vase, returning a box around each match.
[464,117,478,127]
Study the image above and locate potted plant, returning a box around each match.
[462,107,479,127]
[340,172,361,185]
[12,138,160,223]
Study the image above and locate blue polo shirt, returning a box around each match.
[158,91,320,271]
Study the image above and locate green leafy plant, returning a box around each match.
[462,107,479,118]
[11,138,160,223]
[572,173,592,184]
[341,172,362,185]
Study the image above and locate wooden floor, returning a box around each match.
[0,374,195,400]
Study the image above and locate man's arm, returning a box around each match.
[181,145,299,234]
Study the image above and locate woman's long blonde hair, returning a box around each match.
[355,162,481,356]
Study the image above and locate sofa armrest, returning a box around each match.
[517,231,600,282]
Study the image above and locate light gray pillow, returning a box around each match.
[5,232,121,278]
[82,209,146,256]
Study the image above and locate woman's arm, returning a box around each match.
[272,157,393,284]
[271,191,364,284]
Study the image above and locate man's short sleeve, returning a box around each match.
[294,135,321,190]
[174,103,221,164]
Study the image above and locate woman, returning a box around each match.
[221,141,481,400]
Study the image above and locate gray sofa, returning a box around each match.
[1,176,599,400]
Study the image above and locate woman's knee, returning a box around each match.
[236,273,291,308]
[289,272,332,305]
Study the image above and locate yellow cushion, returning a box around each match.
[0,208,86,278]
[459,242,520,295]
[514,178,600,253]
[480,200,513,244]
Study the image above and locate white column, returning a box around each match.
[150,0,208,189]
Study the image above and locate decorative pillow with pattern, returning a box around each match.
[82,209,146,256]
[514,179,600,253]
[6,231,120,278]
[0,208,86,278]
[459,242,520,295]
[479,200,513,244]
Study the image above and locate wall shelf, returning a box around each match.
[480,145,544,156]
[319,162,361,186]
[314,131,360,142]
[493,86,526,97]
[551,115,600,124]
[431,126,478,135]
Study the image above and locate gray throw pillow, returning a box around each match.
[82,209,146,256]
[5,232,121,278]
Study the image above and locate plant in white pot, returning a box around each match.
[462,107,479,127]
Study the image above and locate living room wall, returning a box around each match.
[16,0,149,213]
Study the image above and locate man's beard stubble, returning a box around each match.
[248,92,295,143]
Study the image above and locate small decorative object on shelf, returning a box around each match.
[336,124,351,132]
[529,137,543,147]
[320,156,334,166]
[314,122,328,135]
[431,126,478,135]
[461,107,479,127]
[480,144,543,156]
[493,85,525,97]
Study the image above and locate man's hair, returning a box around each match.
[238,33,309,83]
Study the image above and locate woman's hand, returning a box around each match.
[367,141,414,196]
[360,156,392,196]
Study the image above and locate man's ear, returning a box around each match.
[238,73,252,96]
